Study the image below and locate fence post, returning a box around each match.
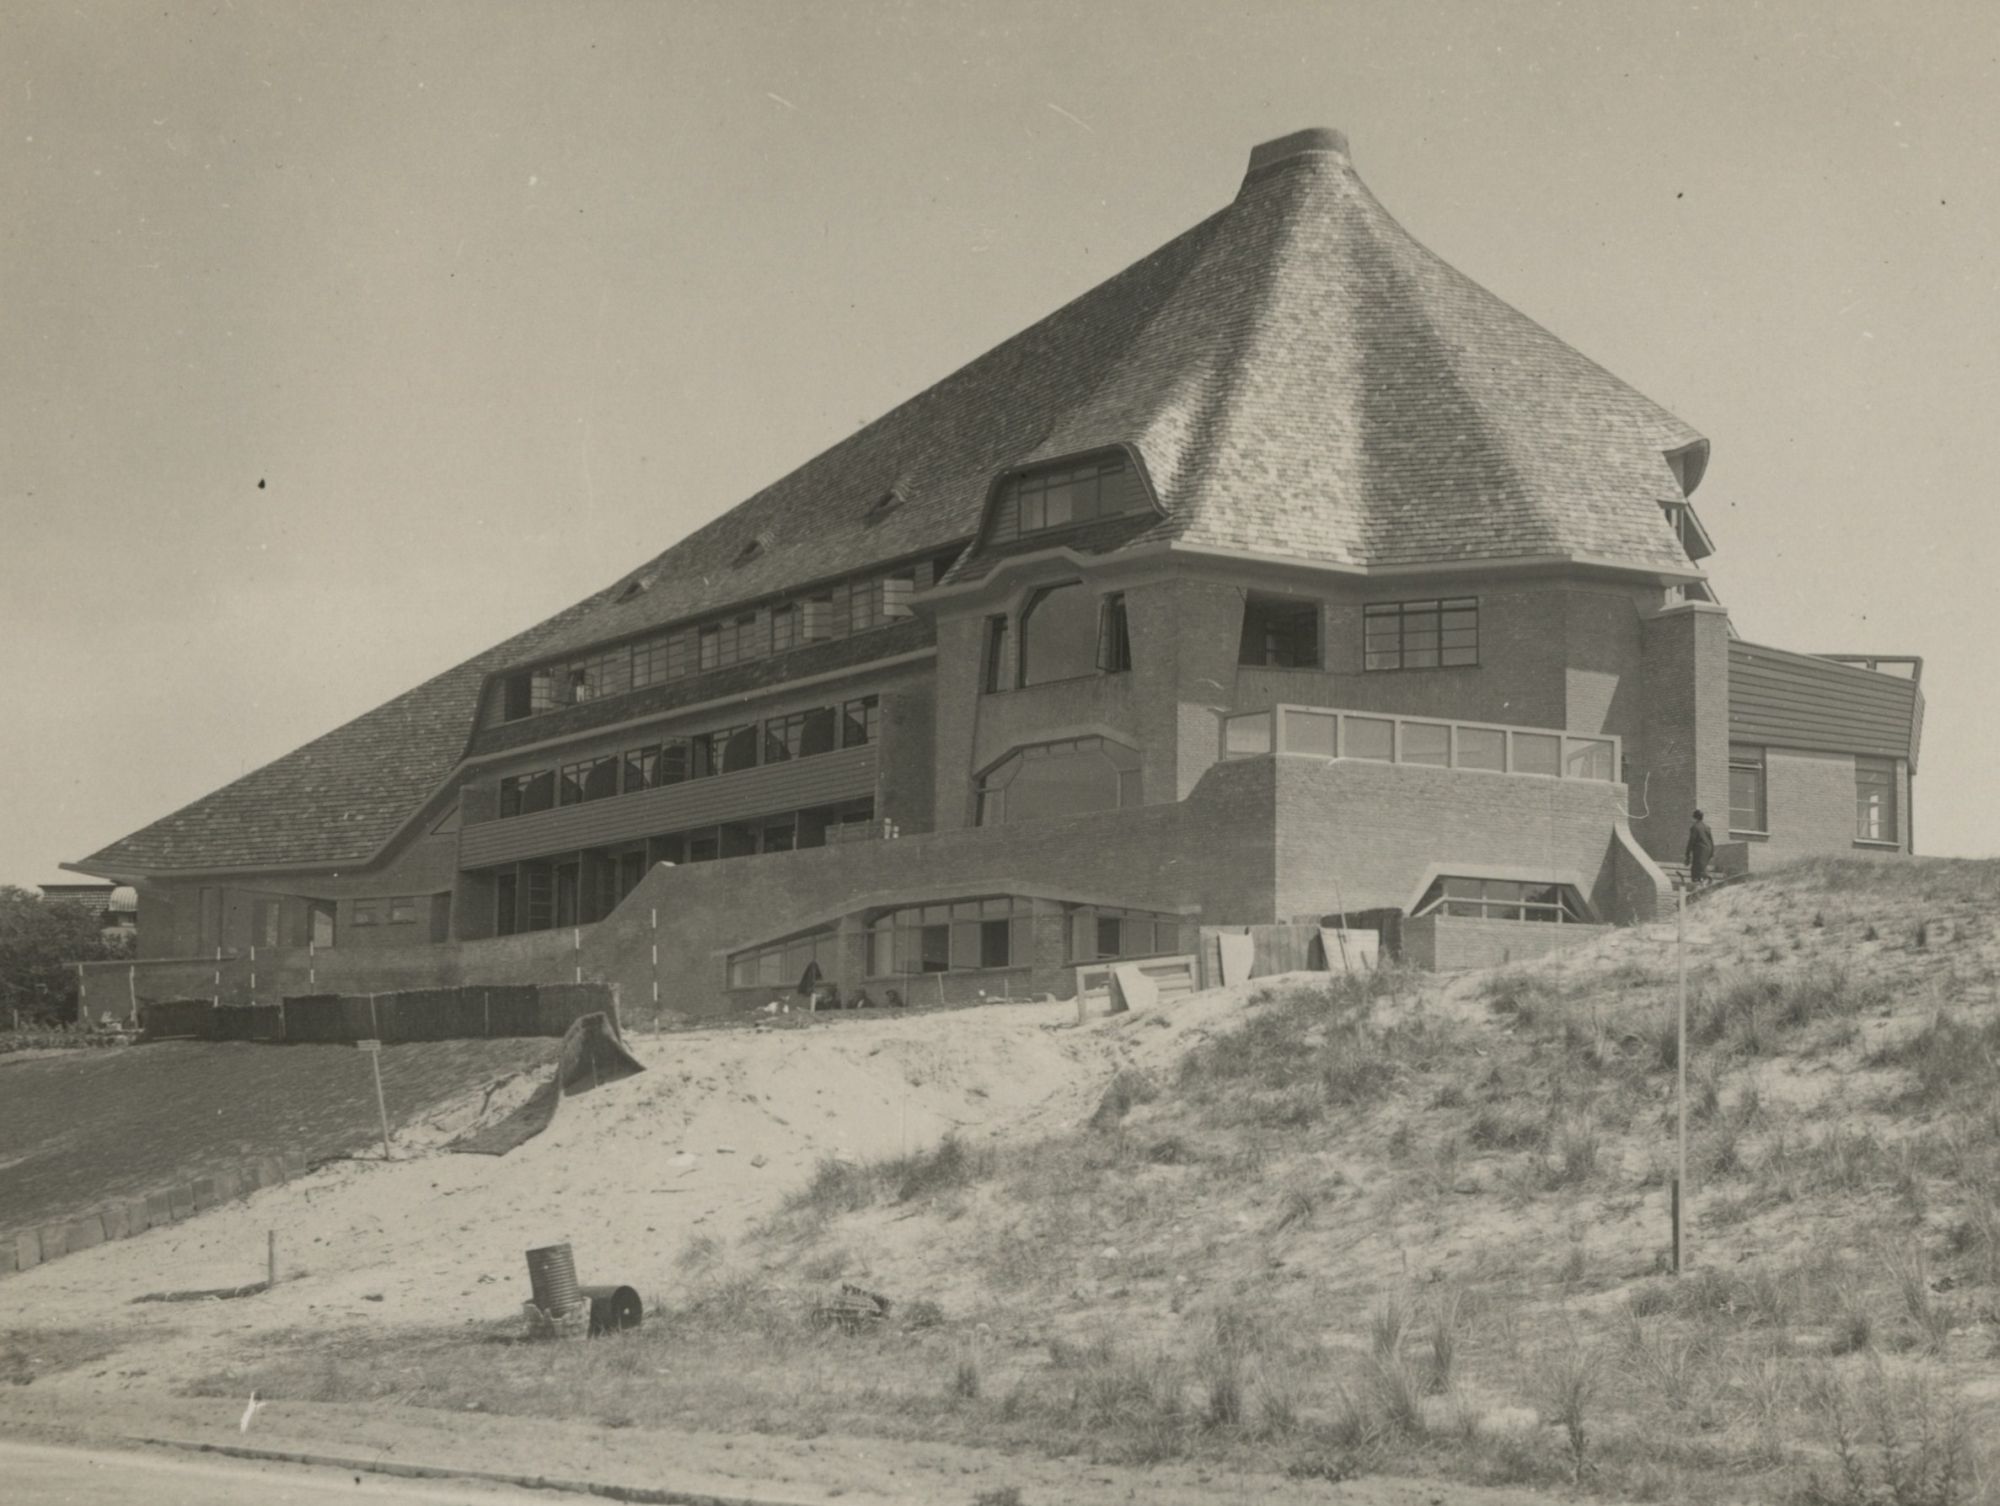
[249,944,256,1005]
[128,963,137,1025]
[573,926,582,985]
[651,907,659,1012]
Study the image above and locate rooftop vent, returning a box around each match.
[1241,127,1350,191]
[865,487,904,523]
[614,572,656,604]
[735,529,776,565]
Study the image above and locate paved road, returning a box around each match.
[0,1439,560,1505]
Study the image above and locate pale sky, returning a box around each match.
[4,0,1996,888]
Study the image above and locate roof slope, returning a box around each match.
[80,127,1705,877]
[958,127,1706,577]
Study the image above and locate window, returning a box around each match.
[1856,758,1898,844]
[769,604,796,654]
[252,898,282,949]
[990,454,1145,541]
[982,615,1011,694]
[494,875,517,937]
[352,900,380,928]
[1415,877,1588,924]
[765,707,838,763]
[309,900,336,948]
[1018,582,1101,686]
[1363,598,1478,670]
[842,696,879,748]
[728,927,839,990]
[849,580,885,635]
[1239,594,1320,668]
[558,755,619,806]
[1097,593,1132,673]
[1066,905,1180,963]
[1729,744,1767,833]
[867,896,1034,977]
[977,737,1142,826]
[388,896,417,925]
[499,770,555,818]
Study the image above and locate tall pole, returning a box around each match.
[1674,883,1688,1274]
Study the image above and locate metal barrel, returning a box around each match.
[525,1243,582,1313]
[581,1284,643,1336]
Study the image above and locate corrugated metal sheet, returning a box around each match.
[459,745,878,868]
[1728,641,1923,768]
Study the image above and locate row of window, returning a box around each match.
[985,453,1151,544]
[1727,746,1900,845]
[975,588,1484,696]
[491,799,877,935]
[1238,593,1480,673]
[497,697,879,818]
[725,896,1182,989]
[493,555,954,724]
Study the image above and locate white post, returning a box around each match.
[1674,884,1688,1275]
[372,1048,391,1160]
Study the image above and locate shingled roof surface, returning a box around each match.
[81,127,1705,877]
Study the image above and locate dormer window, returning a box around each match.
[987,452,1148,545]
[865,489,903,523]
[734,531,773,566]
[615,572,656,604]
[1662,501,1714,562]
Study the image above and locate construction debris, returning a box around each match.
[812,1281,893,1331]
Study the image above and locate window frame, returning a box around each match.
[1096,592,1132,674]
[1728,744,1768,835]
[1238,593,1321,670]
[1362,597,1479,672]
[1854,756,1899,846]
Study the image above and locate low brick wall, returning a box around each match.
[1403,915,1609,971]
[0,1148,308,1282]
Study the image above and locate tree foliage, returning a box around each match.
[0,886,133,1024]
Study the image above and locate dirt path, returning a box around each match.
[0,1385,1575,1506]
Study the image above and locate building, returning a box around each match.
[36,881,139,938]
[68,128,1923,1010]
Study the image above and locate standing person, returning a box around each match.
[1685,808,1715,887]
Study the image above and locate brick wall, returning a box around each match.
[1268,756,1629,921]
[1738,747,1912,870]
[1404,915,1610,970]
[1635,602,1731,864]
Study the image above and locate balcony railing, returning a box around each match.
[1221,704,1620,783]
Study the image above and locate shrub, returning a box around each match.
[1089,1069,1158,1130]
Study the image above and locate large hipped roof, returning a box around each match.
[79,127,1706,877]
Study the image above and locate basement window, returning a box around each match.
[1414,878,1589,924]
[1239,594,1320,668]
[728,928,839,990]
[866,896,1033,977]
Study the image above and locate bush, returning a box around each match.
[0,886,133,1025]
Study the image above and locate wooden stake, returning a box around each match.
[267,1229,277,1289]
